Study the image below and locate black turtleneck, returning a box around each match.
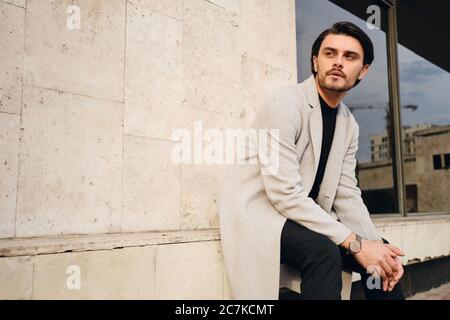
[308,94,338,201]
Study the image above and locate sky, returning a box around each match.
[295,0,450,163]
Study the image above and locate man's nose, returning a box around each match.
[333,55,344,68]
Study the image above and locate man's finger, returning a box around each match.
[387,244,405,256]
[394,258,404,281]
[388,279,398,291]
[372,264,386,279]
[368,265,388,291]
[383,278,389,291]
[388,259,404,291]
[386,255,398,274]
[380,260,394,278]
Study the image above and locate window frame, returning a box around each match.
[373,0,446,217]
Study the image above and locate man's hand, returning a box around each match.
[387,256,404,291]
[353,239,405,291]
[340,234,405,291]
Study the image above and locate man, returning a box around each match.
[219,21,405,300]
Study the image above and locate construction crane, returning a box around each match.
[348,103,418,112]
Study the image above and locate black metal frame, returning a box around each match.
[383,0,407,216]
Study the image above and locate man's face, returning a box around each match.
[313,33,369,92]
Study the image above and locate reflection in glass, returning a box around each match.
[398,45,450,213]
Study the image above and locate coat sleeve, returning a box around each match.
[252,86,352,245]
[332,121,382,241]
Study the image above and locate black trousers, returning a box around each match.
[280,218,405,300]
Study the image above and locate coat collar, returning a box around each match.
[303,75,349,204]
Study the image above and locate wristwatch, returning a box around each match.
[348,234,362,254]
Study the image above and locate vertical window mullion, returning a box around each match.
[385,0,407,216]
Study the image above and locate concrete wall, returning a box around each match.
[0,0,296,299]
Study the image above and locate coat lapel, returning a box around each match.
[320,105,347,203]
[304,75,322,178]
[304,75,348,210]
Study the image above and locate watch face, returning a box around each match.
[350,240,361,253]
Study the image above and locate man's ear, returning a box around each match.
[357,64,370,80]
[313,55,318,73]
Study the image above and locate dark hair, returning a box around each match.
[310,21,374,87]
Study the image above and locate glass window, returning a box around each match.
[445,154,450,169]
[296,0,398,214]
[433,155,442,170]
[398,43,450,213]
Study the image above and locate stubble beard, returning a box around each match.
[317,71,355,92]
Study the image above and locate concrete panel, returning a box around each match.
[156,241,223,299]
[240,0,297,73]
[0,113,20,238]
[16,86,123,237]
[180,107,241,230]
[0,2,24,114]
[241,55,296,127]
[122,135,180,232]
[0,256,33,299]
[207,0,241,14]
[124,2,182,140]
[32,246,156,299]
[24,0,126,101]
[128,0,182,20]
[182,0,242,117]
[0,0,25,8]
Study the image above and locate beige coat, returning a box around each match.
[218,75,382,300]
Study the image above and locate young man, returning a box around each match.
[219,21,405,300]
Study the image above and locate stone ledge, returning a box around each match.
[372,213,450,227]
[1,214,449,258]
[0,229,220,257]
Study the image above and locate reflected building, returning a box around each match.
[359,124,450,214]
[370,124,433,162]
